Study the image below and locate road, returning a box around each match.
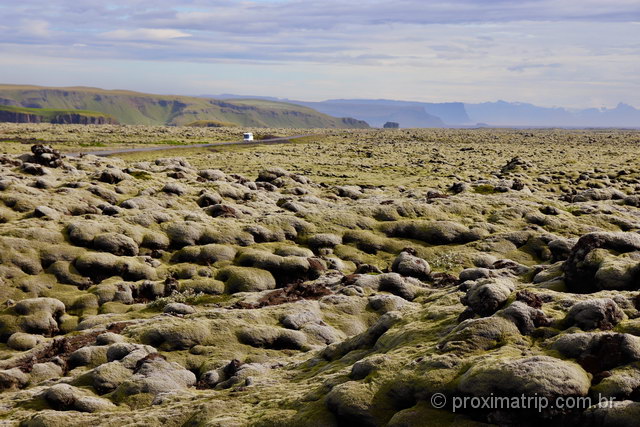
[66,134,312,157]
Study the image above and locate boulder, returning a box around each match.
[93,232,139,256]
[496,301,551,335]
[390,251,431,280]
[7,332,44,350]
[98,168,128,184]
[14,298,65,336]
[460,277,515,316]
[163,302,196,315]
[551,332,640,372]
[458,356,590,398]
[565,298,625,330]
[216,266,276,294]
[237,326,307,350]
[563,232,640,293]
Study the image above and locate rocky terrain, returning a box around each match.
[0,126,640,426]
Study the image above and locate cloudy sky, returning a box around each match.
[0,0,638,107]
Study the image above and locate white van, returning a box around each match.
[243,132,254,141]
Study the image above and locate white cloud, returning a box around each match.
[100,28,191,41]
[0,1,638,107]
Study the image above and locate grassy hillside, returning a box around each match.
[0,85,369,128]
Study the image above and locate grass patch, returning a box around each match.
[473,184,497,194]
[129,170,153,180]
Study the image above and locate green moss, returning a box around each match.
[216,266,277,293]
[129,170,153,180]
[473,184,497,194]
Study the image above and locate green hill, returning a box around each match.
[0,84,369,128]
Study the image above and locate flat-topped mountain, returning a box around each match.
[0,105,118,125]
[0,85,369,128]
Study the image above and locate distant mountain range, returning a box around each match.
[0,85,369,128]
[212,94,640,128]
[0,84,636,129]
[464,101,640,128]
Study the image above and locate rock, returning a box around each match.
[33,206,60,220]
[551,332,640,372]
[457,356,590,398]
[439,316,520,354]
[74,252,156,282]
[140,232,169,251]
[14,297,66,336]
[93,232,139,256]
[136,318,210,350]
[216,266,277,294]
[237,326,307,350]
[214,362,269,389]
[95,332,125,345]
[88,362,133,393]
[568,188,625,202]
[322,312,402,360]
[21,162,46,175]
[382,220,485,245]
[7,332,44,350]
[205,204,241,218]
[583,400,640,427]
[171,244,236,265]
[68,346,108,368]
[197,191,223,207]
[302,323,341,345]
[326,381,376,426]
[43,384,79,408]
[335,185,363,199]
[563,232,640,293]
[162,182,186,195]
[30,145,64,168]
[307,233,342,251]
[378,273,418,301]
[244,225,285,243]
[368,294,407,313]
[496,301,551,334]
[98,168,128,184]
[460,277,515,316]
[0,368,30,390]
[450,182,469,194]
[74,396,116,413]
[548,238,576,262]
[89,185,119,204]
[198,169,227,181]
[565,298,625,330]
[350,355,388,380]
[281,311,322,330]
[591,368,640,400]
[200,369,223,388]
[113,356,196,399]
[390,251,431,280]
[458,267,495,282]
[236,250,324,285]
[257,167,290,182]
[30,362,63,383]
[106,342,157,363]
[163,303,196,315]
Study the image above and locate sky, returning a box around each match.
[0,0,638,108]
